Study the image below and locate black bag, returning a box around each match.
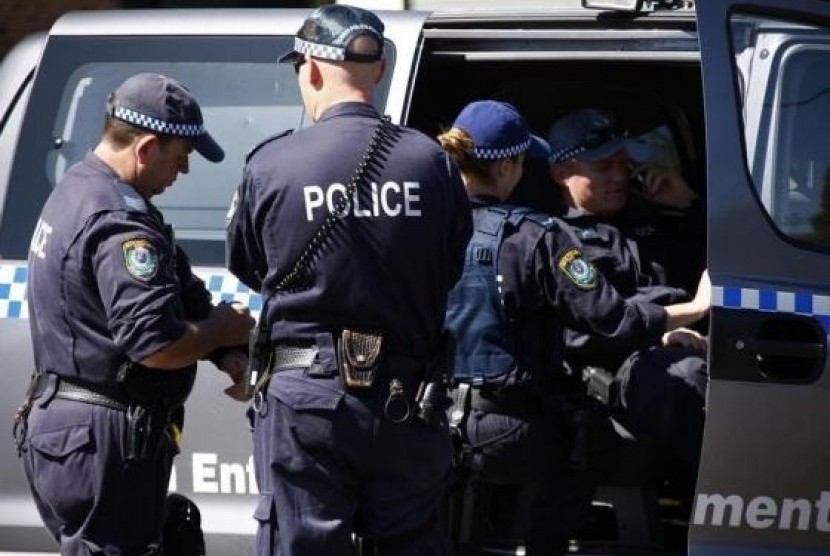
[162,493,206,556]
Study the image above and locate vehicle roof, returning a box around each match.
[48,6,696,38]
[49,8,424,37]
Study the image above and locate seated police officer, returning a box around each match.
[440,100,710,555]
[548,108,707,490]
[226,5,471,555]
[18,73,254,556]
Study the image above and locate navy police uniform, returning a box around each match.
[560,204,707,485]
[20,73,227,556]
[23,153,209,555]
[547,108,708,487]
[227,11,472,550]
[446,196,671,554]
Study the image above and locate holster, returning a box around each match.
[126,404,172,464]
[337,329,383,389]
[414,331,455,427]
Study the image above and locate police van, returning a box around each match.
[1,0,829,554]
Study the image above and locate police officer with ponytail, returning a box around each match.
[440,100,711,555]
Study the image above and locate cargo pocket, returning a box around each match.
[269,375,344,472]
[253,493,277,556]
[29,424,95,519]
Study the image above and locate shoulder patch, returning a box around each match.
[245,129,294,163]
[122,238,159,281]
[557,247,597,290]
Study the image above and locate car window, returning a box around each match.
[733,14,830,248]
[49,61,302,263]
[0,35,395,265]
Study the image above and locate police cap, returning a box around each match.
[108,73,224,163]
[278,4,385,64]
[452,100,550,160]
[547,108,629,165]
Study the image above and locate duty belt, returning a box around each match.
[450,382,543,417]
[272,344,319,371]
[34,374,129,412]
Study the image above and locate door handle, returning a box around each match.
[748,338,824,359]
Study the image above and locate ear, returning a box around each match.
[134,134,158,165]
[549,162,569,187]
[493,158,512,180]
[308,58,324,89]
[375,59,387,84]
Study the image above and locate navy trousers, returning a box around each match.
[462,408,595,556]
[22,378,174,556]
[615,346,708,487]
[251,366,453,556]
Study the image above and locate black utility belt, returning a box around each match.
[33,374,129,412]
[452,382,544,418]
[269,333,427,386]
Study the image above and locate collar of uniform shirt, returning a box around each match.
[469,194,502,207]
[316,101,380,122]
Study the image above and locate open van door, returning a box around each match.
[693,0,830,554]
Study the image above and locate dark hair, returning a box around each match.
[103,93,176,151]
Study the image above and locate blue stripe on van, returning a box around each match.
[0,263,263,319]
[3,267,830,330]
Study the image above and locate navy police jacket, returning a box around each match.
[26,152,213,386]
[558,202,703,370]
[227,102,472,359]
[446,196,667,392]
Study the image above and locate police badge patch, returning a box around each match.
[122,238,159,281]
[557,248,597,290]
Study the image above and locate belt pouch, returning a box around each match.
[337,329,383,389]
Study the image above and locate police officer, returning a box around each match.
[548,108,707,488]
[19,73,254,556]
[225,5,471,555]
[440,100,710,555]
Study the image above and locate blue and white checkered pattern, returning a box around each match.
[295,37,348,61]
[0,264,28,319]
[474,138,532,160]
[549,144,591,165]
[713,285,830,331]
[4,267,830,333]
[0,264,263,320]
[113,106,205,137]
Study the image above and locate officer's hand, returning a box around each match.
[218,350,251,402]
[662,327,708,353]
[632,163,698,209]
[213,302,255,347]
[692,269,711,315]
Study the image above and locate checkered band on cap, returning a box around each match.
[294,37,347,61]
[549,144,589,165]
[474,138,532,160]
[113,106,205,137]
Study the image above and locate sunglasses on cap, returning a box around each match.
[578,125,628,151]
[293,55,307,75]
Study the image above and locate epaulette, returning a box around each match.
[245,129,294,163]
[522,211,560,232]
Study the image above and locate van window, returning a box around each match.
[0,36,395,265]
[734,14,830,248]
